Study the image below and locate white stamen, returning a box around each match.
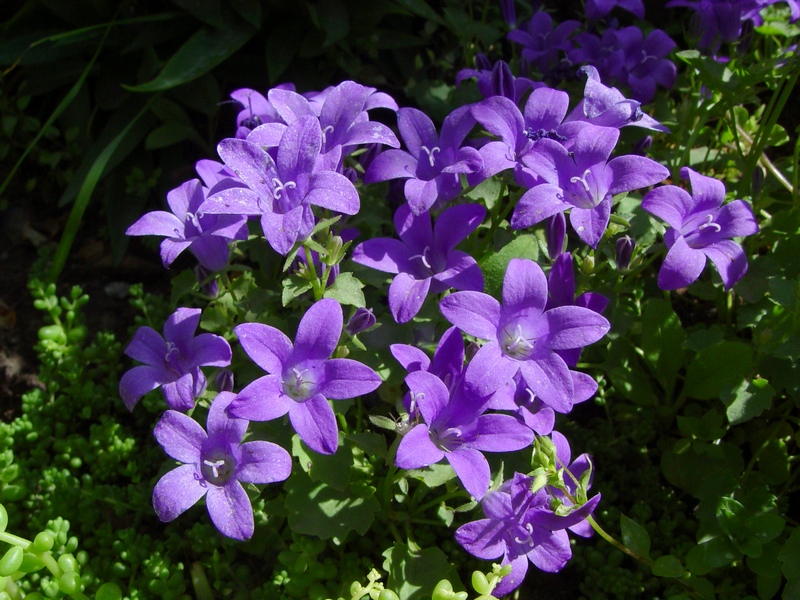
[164,342,179,361]
[420,146,441,167]
[409,391,425,414]
[321,125,335,146]
[507,324,534,354]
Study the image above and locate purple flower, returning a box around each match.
[396,369,533,499]
[126,179,248,272]
[507,12,581,75]
[585,0,645,19]
[455,471,600,596]
[469,88,572,186]
[564,66,670,132]
[514,123,668,248]
[455,59,539,105]
[545,213,566,260]
[230,84,294,138]
[345,307,376,336]
[228,299,382,455]
[365,106,483,214]
[201,117,360,256]
[641,166,759,290]
[119,308,232,412]
[152,392,291,540]
[351,203,485,323]
[614,27,677,104]
[439,259,610,413]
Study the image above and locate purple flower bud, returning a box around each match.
[475,52,492,71]
[345,307,376,336]
[195,265,219,298]
[632,135,653,155]
[491,60,516,100]
[214,368,235,393]
[546,213,567,260]
[751,165,765,199]
[615,236,635,271]
[500,0,516,27]
[343,167,359,184]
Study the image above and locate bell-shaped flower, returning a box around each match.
[119,308,232,411]
[396,368,533,500]
[254,81,399,160]
[152,392,292,540]
[469,88,573,186]
[455,471,600,596]
[201,117,360,255]
[126,179,248,272]
[228,299,382,455]
[352,203,485,323]
[641,166,759,290]
[456,59,539,105]
[507,11,581,75]
[365,106,483,214]
[564,66,669,132]
[439,258,610,413]
[513,124,668,247]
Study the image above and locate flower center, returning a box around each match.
[184,211,204,233]
[434,426,463,452]
[698,213,722,233]
[200,450,237,486]
[524,127,567,143]
[568,168,598,209]
[420,145,441,167]
[283,366,316,402]
[513,522,536,549]
[501,323,536,360]
[163,342,185,375]
[272,178,297,200]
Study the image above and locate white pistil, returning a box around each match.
[409,391,425,414]
[321,125,335,146]
[203,458,226,479]
[185,211,204,231]
[420,146,441,167]
[514,523,535,545]
[569,168,593,193]
[409,246,433,270]
[164,342,180,361]
[507,324,534,354]
[698,213,722,233]
[272,178,297,199]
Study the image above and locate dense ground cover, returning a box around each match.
[0,1,798,599]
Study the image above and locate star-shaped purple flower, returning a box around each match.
[507,11,581,75]
[228,298,382,455]
[514,123,668,247]
[439,258,610,412]
[396,368,533,500]
[351,203,485,323]
[641,166,759,290]
[201,116,360,255]
[126,179,248,272]
[152,392,292,540]
[455,471,600,596]
[365,106,483,214]
[119,307,232,411]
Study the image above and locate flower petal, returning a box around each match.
[289,393,339,455]
[234,323,293,374]
[447,447,491,499]
[395,423,444,469]
[154,410,206,463]
[658,235,707,290]
[320,358,382,399]
[237,440,292,484]
[206,481,254,540]
[502,258,548,316]
[152,464,207,522]
[293,298,342,363]
[228,375,292,421]
[389,273,431,324]
[439,291,501,341]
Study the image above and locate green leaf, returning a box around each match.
[717,497,746,538]
[652,555,685,578]
[323,272,366,308]
[382,543,457,600]
[281,275,312,306]
[641,299,686,396]
[480,235,540,297]
[346,432,387,460]
[390,0,447,26]
[407,463,457,488]
[465,177,503,210]
[291,435,351,491]
[316,0,350,47]
[620,515,651,560]
[285,472,379,540]
[721,378,774,425]
[125,24,254,92]
[683,341,753,400]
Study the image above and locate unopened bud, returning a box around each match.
[546,213,566,260]
[751,165,765,199]
[491,60,515,100]
[214,369,234,393]
[580,254,595,275]
[324,235,344,266]
[345,307,376,336]
[615,236,635,271]
[194,265,218,298]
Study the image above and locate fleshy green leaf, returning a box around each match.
[620,515,651,560]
